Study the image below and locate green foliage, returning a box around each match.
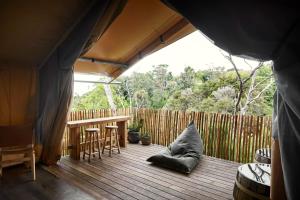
[72,84,128,111]
[128,119,144,132]
[72,85,109,111]
[72,63,275,116]
[140,131,151,138]
[196,97,215,112]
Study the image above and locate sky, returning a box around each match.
[74,31,261,96]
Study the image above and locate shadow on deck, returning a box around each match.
[47,144,240,200]
[0,164,94,200]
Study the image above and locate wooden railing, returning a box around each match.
[62,108,272,163]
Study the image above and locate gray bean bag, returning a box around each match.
[147,121,203,173]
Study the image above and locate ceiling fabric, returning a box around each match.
[162,1,300,199]
[0,0,93,68]
[74,0,196,79]
[0,0,195,78]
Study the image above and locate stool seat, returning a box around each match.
[105,126,118,129]
[102,125,120,157]
[83,128,101,162]
[85,128,100,132]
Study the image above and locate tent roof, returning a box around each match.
[75,0,196,79]
[0,0,98,69]
[0,0,195,79]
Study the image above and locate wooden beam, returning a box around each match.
[78,57,128,68]
[74,79,121,84]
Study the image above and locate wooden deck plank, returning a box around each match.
[86,158,211,200]
[65,158,183,200]
[46,144,240,200]
[128,144,240,171]
[121,146,239,178]
[58,162,137,200]
[0,165,95,200]
[61,159,165,200]
[73,158,195,200]
[77,158,213,200]
[119,145,239,184]
[46,164,119,200]
[99,152,232,199]
[108,151,235,191]
[122,150,238,187]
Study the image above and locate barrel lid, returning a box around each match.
[238,163,271,187]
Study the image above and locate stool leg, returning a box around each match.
[109,129,112,157]
[115,129,121,154]
[102,130,107,154]
[96,132,101,159]
[88,133,91,162]
[92,133,96,157]
[83,132,88,160]
[31,149,36,181]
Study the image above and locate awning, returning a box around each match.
[74,0,196,79]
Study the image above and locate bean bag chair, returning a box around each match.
[147,121,203,173]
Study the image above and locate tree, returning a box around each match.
[72,62,275,116]
[150,64,171,108]
[72,84,109,111]
[71,83,128,111]
[221,52,275,115]
[133,89,150,108]
[177,66,196,89]
[165,88,196,111]
[212,86,235,113]
[104,84,116,111]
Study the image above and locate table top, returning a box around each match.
[238,163,271,186]
[67,115,131,128]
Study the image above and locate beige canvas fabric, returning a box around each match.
[0,67,36,126]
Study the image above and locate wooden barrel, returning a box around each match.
[255,148,271,164]
[233,163,271,200]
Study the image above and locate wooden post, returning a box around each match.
[69,127,81,160]
[117,121,127,147]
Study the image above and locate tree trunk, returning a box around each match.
[104,84,116,116]
[240,69,257,115]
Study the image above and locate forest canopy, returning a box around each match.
[72,63,275,116]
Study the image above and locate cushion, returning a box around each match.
[147,121,203,173]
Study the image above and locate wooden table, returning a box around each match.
[67,116,131,160]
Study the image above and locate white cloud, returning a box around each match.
[121,31,260,76]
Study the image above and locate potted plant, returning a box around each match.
[127,119,143,144]
[140,131,151,145]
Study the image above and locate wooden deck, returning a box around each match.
[46,144,241,200]
[0,165,94,200]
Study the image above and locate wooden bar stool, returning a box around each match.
[102,126,120,157]
[83,128,101,162]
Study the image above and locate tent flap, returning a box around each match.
[37,0,127,165]
[162,1,300,199]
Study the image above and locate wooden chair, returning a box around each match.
[102,125,120,157]
[0,125,35,180]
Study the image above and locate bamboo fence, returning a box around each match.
[62,108,272,163]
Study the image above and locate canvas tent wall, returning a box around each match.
[0,0,194,164]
